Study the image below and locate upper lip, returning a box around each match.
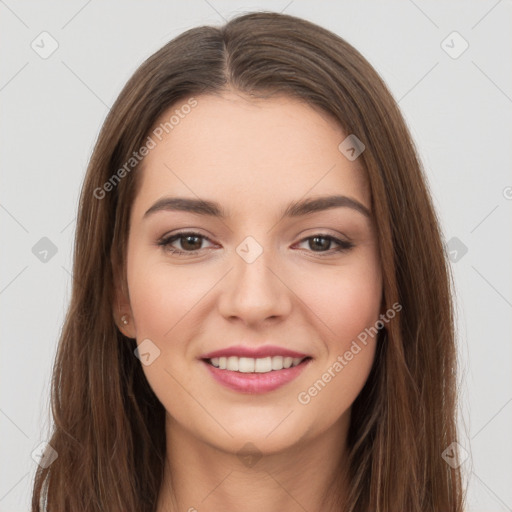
[200,345,311,360]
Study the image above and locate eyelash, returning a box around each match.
[157,231,355,257]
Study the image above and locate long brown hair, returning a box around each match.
[32,11,465,511]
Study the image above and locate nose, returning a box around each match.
[217,243,293,326]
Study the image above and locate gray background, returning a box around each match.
[1,1,511,510]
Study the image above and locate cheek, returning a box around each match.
[293,254,382,413]
[125,254,204,413]
[295,254,382,348]
[127,255,207,339]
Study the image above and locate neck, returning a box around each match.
[156,413,350,512]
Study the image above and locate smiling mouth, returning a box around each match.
[203,355,311,373]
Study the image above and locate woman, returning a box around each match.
[32,11,465,512]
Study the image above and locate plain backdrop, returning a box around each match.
[1,1,511,510]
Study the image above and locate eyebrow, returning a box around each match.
[143,194,371,220]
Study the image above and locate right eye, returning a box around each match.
[157,231,216,255]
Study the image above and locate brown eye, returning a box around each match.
[296,234,354,255]
[157,232,214,255]
[177,234,203,251]
[309,236,331,251]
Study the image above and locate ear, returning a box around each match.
[112,261,137,339]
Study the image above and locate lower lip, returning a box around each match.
[202,359,311,394]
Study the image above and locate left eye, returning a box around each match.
[295,235,354,254]
[157,232,354,256]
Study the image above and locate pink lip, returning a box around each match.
[202,358,312,394]
[199,345,310,359]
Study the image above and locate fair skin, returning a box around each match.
[115,90,383,512]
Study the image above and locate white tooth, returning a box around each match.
[271,356,284,370]
[255,357,272,373]
[211,355,304,373]
[226,356,239,371]
[238,357,255,373]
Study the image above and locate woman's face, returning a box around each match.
[117,91,383,455]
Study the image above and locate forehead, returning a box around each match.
[133,92,370,217]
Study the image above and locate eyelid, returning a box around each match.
[293,234,354,254]
[157,230,216,251]
[157,230,355,257]
[296,226,354,242]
